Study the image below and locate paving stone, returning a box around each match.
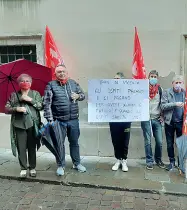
[111,202,122,209]
[100,207,113,210]
[89,200,101,205]
[101,201,112,206]
[123,196,134,203]
[31,199,44,205]
[145,199,158,205]
[87,206,100,210]
[70,191,82,197]
[163,183,187,195]
[8,197,21,203]
[75,197,90,204]
[17,205,31,210]
[152,194,160,200]
[102,195,113,201]
[134,198,145,210]
[91,193,103,200]
[53,202,64,209]
[113,195,123,201]
[60,191,71,196]
[0,202,7,208]
[29,204,46,210]
[77,204,88,210]
[19,199,33,205]
[0,195,10,201]
[36,193,48,199]
[145,205,157,210]
[169,201,181,208]
[65,202,77,209]
[24,192,37,199]
[4,203,18,210]
[157,199,169,207]
[145,172,170,182]
[122,202,134,209]
[12,191,26,197]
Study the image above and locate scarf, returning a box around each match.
[149,84,160,99]
[56,78,68,85]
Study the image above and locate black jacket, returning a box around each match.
[43,79,85,121]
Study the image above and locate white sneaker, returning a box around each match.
[112,159,121,171]
[20,170,27,178]
[29,169,36,177]
[121,159,128,172]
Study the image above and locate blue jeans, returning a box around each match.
[56,119,81,167]
[141,119,163,164]
[165,121,183,163]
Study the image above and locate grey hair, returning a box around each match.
[17,74,32,83]
[149,70,159,77]
[172,75,184,83]
[116,72,125,79]
[56,63,66,68]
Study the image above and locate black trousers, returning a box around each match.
[109,122,131,160]
[165,121,183,163]
[15,127,36,170]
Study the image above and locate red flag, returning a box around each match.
[183,90,187,135]
[45,26,64,80]
[132,27,146,79]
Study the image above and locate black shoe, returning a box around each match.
[156,160,166,169]
[146,163,153,170]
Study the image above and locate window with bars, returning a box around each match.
[0,45,37,64]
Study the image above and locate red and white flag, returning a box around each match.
[45,26,64,79]
[132,27,146,79]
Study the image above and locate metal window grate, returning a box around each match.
[0,45,37,64]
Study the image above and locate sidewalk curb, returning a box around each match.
[0,174,186,197]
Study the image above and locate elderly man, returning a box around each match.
[43,64,86,176]
[161,75,185,171]
[141,70,165,170]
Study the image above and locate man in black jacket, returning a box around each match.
[43,64,86,176]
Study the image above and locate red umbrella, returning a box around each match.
[0,59,52,113]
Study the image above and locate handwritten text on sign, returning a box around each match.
[88,79,149,122]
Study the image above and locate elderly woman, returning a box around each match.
[5,74,43,178]
[109,72,131,172]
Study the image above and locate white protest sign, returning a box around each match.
[88,79,149,122]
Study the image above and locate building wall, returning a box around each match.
[0,0,187,158]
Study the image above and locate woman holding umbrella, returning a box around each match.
[5,74,43,178]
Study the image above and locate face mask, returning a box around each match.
[19,82,31,90]
[174,84,182,91]
[149,78,158,85]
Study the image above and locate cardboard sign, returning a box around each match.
[88,79,149,122]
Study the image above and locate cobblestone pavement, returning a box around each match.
[0,178,186,210]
